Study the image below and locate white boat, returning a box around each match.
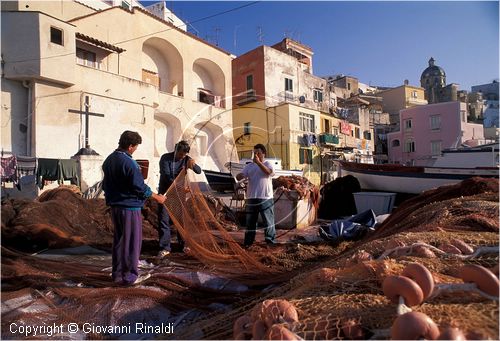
[224,159,303,179]
[335,143,499,194]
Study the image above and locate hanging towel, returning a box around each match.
[17,156,37,177]
[59,159,79,186]
[1,155,18,184]
[36,158,60,189]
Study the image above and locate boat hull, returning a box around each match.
[224,162,303,179]
[203,169,235,192]
[336,161,499,194]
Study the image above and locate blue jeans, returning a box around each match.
[158,204,184,251]
[244,198,276,246]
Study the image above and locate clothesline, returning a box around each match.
[1,154,79,190]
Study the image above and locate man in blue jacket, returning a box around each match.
[157,140,201,257]
[102,131,165,286]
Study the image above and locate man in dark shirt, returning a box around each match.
[102,131,165,285]
[157,140,201,257]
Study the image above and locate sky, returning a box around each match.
[140,1,499,91]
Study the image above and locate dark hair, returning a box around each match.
[174,140,190,154]
[253,143,266,155]
[118,130,142,149]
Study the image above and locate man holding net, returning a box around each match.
[102,131,166,286]
[237,144,277,248]
[157,140,202,257]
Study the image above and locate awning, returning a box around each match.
[76,32,125,53]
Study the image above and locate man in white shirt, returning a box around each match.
[236,144,276,247]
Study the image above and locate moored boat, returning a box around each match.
[336,143,499,194]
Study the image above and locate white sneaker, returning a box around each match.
[183,247,191,254]
[157,250,170,258]
[130,273,151,286]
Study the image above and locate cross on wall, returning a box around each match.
[68,95,104,155]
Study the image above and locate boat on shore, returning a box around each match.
[335,143,499,194]
[204,158,304,193]
[224,161,303,179]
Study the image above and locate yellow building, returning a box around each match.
[232,39,340,185]
[377,83,427,125]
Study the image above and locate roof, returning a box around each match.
[75,32,125,53]
[69,6,231,56]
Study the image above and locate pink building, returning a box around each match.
[387,101,484,166]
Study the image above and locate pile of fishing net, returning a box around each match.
[272,175,319,206]
[1,175,498,340]
[169,177,499,340]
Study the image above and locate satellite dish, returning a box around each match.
[299,96,306,103]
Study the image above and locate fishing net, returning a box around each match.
[170,177,499,340]
[1,176,499,340]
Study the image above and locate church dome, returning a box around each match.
[420,57,446,80]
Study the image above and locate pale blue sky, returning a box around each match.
[141,1,499,91]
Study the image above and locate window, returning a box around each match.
[142,69,160,87]
[355,127,360,139]
[411,90,418,98]
[363,130,371,140]
[198,88,214,105]
[323,119,330,133]
[461,110,467,122]
[299,148,313,164]
[77,48,97,68]
[404,119,412,130]
[333,127,339,136]
[285,78,293,92]
[50,27,63,45]
[299,112,315,133]
[392,139,400,147]
[244,122,251,135]
[313,89,323,103]
[430,115,441,130]
[246,74,253,91]
[431,140,442,156]
[404,139,415,153]
[121,0,130,9]
[347,83,351,91]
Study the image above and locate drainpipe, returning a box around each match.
[265,107,270,152]
[22,80,32,156]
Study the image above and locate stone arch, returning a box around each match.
[142,37,183,95]
[193,121,229,171]
[154,113,182,157]
[192,58,226,107]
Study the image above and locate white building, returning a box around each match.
[1,0,236,197]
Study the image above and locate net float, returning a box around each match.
[401,263,435,299]
[382,275,424,307]
[459,264,499,297]
[391,311,440,340]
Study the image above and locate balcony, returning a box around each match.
[319,133,339,145]
[236,89,257,106]
[406,98,428,106]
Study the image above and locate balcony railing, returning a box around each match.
[319,133,339,145]
[236,89,257,105]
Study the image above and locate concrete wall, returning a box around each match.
[1,1,96,21]
[2,11,76,85]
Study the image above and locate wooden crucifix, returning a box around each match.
[68,95,104,154]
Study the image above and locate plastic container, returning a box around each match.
[273,191,316,229]
[353,192,396,215]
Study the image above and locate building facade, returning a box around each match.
[1,1,235,197]
[387,101,485,166]
[232,39,373,184]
